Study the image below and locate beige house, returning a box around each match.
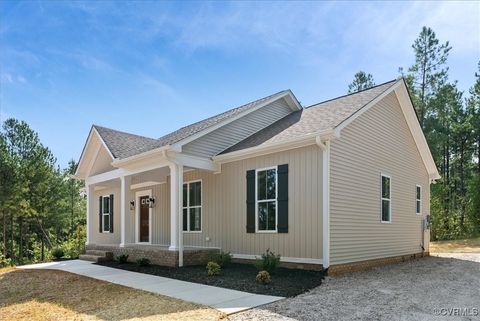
[75,79,440,272]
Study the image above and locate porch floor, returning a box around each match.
[19,260,283,315]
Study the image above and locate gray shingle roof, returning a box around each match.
[220,80,398,155]
[93,90,289,159]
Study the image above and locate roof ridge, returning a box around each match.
[93,124,157,141]
[305,78,399,109]
[156,89,290,140]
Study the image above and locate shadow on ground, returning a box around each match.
[0,269,221,321]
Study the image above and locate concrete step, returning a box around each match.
[79,254,110,263]
[85,250,113,259]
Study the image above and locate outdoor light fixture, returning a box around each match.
[129,200,135,211]
[148,197,156,208]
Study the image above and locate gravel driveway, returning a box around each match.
[229,254,480,321]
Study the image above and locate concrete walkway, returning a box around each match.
[18,259,283,315]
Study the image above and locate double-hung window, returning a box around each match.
[381,174,391,223]
[183,181,202,232]
[416,185,422,215]
[256,167,277,232]
[102,195,111,233]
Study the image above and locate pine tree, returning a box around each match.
[348,71,375,93]
[407,26,451,130]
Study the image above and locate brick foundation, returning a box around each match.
[328,252,428,276]
[86,244,219,267]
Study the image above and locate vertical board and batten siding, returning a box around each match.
[182,145,324,259]
[90,145,324,260]
[91,187,121,245]
[329,92,430,265]
[182,98,293,158]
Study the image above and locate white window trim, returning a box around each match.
[135,189,152,244]
[255,166,278,233]
[101,194,111,233]
[416,184,422,215]
[183,179,202,233]
[380,174,392,224]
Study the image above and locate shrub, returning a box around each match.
[117,254,129,264]
[0,254,12,268]
[255,249,280,274]
[256,270,271,284]
[206,261,221,276]
[52,247,64,260]
[209,251,232,267]
[61,225,86,259]
[136,258,150,267]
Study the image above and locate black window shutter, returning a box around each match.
[246,170,256,233]
[99,196,103,233]
[277,164,289,233]
[109,194,114,233]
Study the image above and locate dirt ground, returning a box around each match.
[0,268,224,321]
[229,254,480,321]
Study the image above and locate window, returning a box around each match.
[381,175,391,223]
[256,167,277,231]
[102,195,111,233]
[416,185,422,215]
[183,181,202,232]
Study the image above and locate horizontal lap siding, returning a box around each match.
[182,145,323,259]
[330,92,430,265]
[182,99,293,158]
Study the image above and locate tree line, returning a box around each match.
[349,26,480,240]
[0,119,86,264]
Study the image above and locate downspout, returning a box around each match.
[316,136,330,269]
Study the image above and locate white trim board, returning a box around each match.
[232,254,323,265]
[130,181,163,190]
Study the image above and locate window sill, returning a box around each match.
[255,230,278,233]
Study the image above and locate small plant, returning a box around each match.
[116,254,129,264]
[52,247,64,260]
[209,251,232,267]
[256,270,271,284]
[0,254,12,268]
[206,261,221,276]
[136,258,150,267]
[255,248,281,274]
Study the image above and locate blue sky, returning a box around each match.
[1,1,479,168]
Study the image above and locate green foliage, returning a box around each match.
[61,225,86,259]
[206,261,221,276]
[255,270,271,284]
[348,71,375,93]
[52,247,64,259]
[0,118,86,264]
[255,249,281,274]
[136,258,150,267]
[116,254,129,264]
[0,253,12,267]
[209,251,232,267]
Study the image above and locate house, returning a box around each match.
[74,79,440,273]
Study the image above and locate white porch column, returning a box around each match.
[85,184,93,245]
[168,163,184,265]
[120,176,131,247]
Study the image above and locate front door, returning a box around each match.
[139,196,149,242]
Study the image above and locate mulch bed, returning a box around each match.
[97,261,325,297]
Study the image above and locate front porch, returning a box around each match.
[84,150,221,267]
